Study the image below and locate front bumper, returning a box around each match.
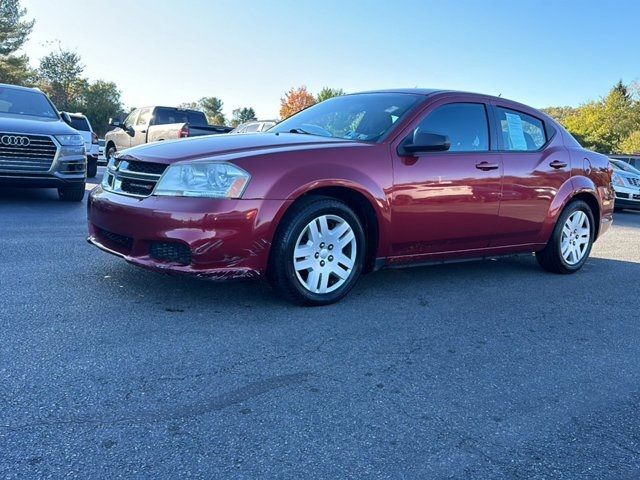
[87,186,291,280]
[615,188,640,210]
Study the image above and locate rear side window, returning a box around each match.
[497,107,546,151]
[244,123,260,132]
[69,116,90,131]
[155,108,207,126]
[417,103,489,152]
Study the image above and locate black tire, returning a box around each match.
[268,196,365,306]
[535,200,595,274]
[87,157,98,178]
[58,184,85,202]
[106,145,116,160]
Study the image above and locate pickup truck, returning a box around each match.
[104,106,232,160]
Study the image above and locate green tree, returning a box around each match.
[80,80,123,136]
[620,130,640,154]
[37,48,86,111]
[0,0,35,85]
[541,106,578,125]
[316,87,345,103]
[231,107,256,127]
[199,96,225,125]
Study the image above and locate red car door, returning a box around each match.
[390,100,503,258]
[489,104,571,247]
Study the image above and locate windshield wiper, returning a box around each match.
[289,128,313,135]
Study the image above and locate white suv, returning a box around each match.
[68,113,100,177]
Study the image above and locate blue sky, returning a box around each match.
[20,0,639,119]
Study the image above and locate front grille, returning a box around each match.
[627,177,640,187]
[616,193,630,199]
[121,178,156,196]
[124,160,167,175]
[150,242,192,265]
[97,227,133,250]
[103,157,167,198]
[0,133,58,173]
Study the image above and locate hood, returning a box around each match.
[117,133,366,164]
[0,114,77,135]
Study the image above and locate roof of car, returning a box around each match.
[351,88,446,96]
[0,83,42,93]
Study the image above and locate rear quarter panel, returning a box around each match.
[148,123,182,142]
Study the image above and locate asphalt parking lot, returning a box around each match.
[1,169,640,479]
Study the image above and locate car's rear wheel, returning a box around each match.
[536,200,594,274]
[58,184,85,202]
[268,197,365,305]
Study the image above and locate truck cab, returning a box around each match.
[104,106,232,160]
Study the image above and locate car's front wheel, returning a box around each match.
[536,200,595,273]
[268,197,365,305]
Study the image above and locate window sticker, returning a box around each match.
[505,112,528,150]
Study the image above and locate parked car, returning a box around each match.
[104,106,232,160]
[0,83,86,201]
[230,120,277,134]
[68,113,99,178]
[610,154,640,169]
[88,89,614,305]
[610,158,640,210]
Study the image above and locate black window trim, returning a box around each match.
[492,104,555,153]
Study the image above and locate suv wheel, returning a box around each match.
[58,184,85,202]
[268,197,365,305]
[87,157,98,178]
[536,200,594,274]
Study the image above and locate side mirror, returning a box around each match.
[398,130,450,156]
[109,117,123,128]
[60,111,72,125]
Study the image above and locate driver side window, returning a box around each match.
[124,109,139,128]
[417,103,489,152]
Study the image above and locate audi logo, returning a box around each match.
[1,135,30,147]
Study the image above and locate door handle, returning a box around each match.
[549,160,567,169]
[475,162,499,171]
[140,129,147,134]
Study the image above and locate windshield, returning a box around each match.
[271,93,423,142]
[0,87,58,119]
[611,159,640,175]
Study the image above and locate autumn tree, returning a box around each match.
[316,87,345,103]
[280,86,316,119]
[231,107,256,127]
[0,0,35,85]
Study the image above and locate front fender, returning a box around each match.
[264,163,392,257]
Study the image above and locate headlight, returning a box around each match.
[612,173,625,187]
[154,162,251,198]
[55,134,84,146]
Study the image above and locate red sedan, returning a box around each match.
[88,89,614,305]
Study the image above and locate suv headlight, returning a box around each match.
[154,162,251,198]
[55,134,84,146]
[612,173,625,187]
